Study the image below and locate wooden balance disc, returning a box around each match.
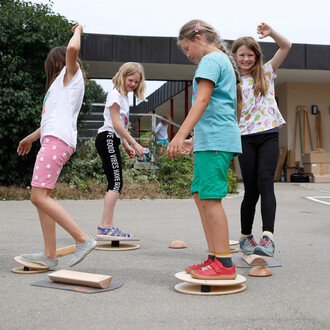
[174,271,246,295]
[229,240,239,253]
[11,245,75,274]
[95,237,140,251]
[11,256,49,274]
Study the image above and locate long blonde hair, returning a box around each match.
[112,62,147,102]
[178,19,242,111]
[44,46,87,91]
[232,37,267,97]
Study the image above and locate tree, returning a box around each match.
[0,0,101,185]
[84,79,107,104]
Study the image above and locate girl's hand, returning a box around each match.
[17,137,33,156]
[72,23,83,35]
[134,143,145,158]
[181,138,193,155]
[124,145,135,159]
[257,22,272,39]
[167,135,185,159]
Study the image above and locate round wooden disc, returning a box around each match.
[11,267,49,274]
[95,243,140,251]
[14,256,49,270]
[229,240,239,246]
[175,271,246,286]
[230,247,239,253]
[175,282,246,295]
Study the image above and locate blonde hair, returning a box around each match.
[178,19,242,111]
[44,46,87,91]
[112,62,147,102]
[232,37,267,97]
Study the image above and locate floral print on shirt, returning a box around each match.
[239,61,286,135]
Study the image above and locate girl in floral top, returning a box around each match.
[232,22,291,257]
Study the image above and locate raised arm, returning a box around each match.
[64,24,83,84]
[257,22,292,71]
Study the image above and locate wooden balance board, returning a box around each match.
[174,271,246,296]
[49,270,112,289]
[95,237,140,251]
[11,245,76,274]
[242,253,268,266]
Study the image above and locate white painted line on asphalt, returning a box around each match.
[306,196,330,206]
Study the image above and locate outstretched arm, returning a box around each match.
[257,22,292,71]
[17,128,41,156]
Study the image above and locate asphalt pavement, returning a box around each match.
[0,182,329,330]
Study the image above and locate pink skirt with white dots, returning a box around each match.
[31,136,74,189]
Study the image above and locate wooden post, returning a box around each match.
[185,81,189,118]
[138,119,140,139]
[170,98,174,140]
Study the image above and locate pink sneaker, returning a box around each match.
[185,258,213,274]
[191,258,237,280]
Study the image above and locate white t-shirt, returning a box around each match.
[239,61,286,135]
[154,122,168,140]
[40,66,84,150]
[98,88,129,142]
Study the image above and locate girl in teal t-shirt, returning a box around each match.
[167,19,242,280]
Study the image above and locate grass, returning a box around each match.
[0,181,176,201]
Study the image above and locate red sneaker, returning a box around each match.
[190,258,237,280]
[185,258,213,274]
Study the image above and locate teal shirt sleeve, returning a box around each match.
[195,57,221,85]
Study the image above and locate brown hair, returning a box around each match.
[232,37,267,97]
[112,62,147,102]
[44,46,87,91]
[178,19,242,112]
[161,114,172,125]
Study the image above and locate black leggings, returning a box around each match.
[95,131,123,193]
[238,132,279,234]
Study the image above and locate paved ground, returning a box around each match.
[0,183,329,330]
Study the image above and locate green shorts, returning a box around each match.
[191,151,234,199]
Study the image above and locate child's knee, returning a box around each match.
[30,191,41,206]
[30,192,39,206]
[30,188,47,206]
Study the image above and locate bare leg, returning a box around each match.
[201,198,231,255]
[31,187,88,245]
[193,192,215,253]
[37,192,56,259]
[99,190,119,228]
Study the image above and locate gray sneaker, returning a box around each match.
[239,235,258,255]
[69,236,96,267]
[254,235,275,257]
[20,251,58,270]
